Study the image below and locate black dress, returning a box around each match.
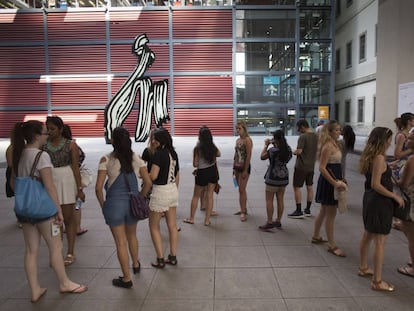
[362,166,394,234]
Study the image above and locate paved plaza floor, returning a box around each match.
[0,136,413,311]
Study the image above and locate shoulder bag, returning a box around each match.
[14,151,58,219]
[123,172,150,221]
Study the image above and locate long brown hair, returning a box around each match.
[359,127,393,174]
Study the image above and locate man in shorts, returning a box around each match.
[288,119,318,218]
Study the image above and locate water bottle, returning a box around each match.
[75,198,82,210]
[233,175,238,188]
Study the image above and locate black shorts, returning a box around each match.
[195,165,219,187]
[293,168,314,187]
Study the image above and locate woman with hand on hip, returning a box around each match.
[184,126,221,226]
[358,127,403,291]
[148,128,180,268]
[95,127,151,288]
[312,120,347,257]
[44,116,84,266]
[233,120,253,222]
[12,120,87,302]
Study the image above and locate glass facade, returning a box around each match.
[235,3,334,135]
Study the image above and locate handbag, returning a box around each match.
[123,172,150,221]
[80,165,93,187]
[14,151,58,219]
[391,176,411,221]
[327,167,348,214]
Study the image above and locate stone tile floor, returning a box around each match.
[0,136,413,311]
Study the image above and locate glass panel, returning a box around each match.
[299,42,331,72]
[236,106,297,136]
[236,74,296,104]
[299,74,330,105]
[298,0,331,5]
[300,9,332,39]
[299,107,320,129]
[236,42,295,71]
[236,10,296,38]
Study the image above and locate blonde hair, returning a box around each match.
[317,120,340,158]
[359,127,393,174]
[237,120,250,138]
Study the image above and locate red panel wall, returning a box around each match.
[173,76,232,105]
[0,79,48,107]
[0,12,44,42]
[173,108,233,136]
[109,10,169,40]
[46,11,107,42]
[172,10,232,39]
[0,46,45,75]
[173,43,232,72]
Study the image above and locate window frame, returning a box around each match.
[359,31,367,63]
[357,97,364,123]
[346,40,352,68]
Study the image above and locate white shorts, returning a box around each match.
[149,183,179,213]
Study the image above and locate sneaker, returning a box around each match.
[272,221,282,228]
[259,223,274,230]
[288,210,304,219]
[304,209,311,217]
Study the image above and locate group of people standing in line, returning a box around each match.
[4,112,414,301]
[249,114,414,292]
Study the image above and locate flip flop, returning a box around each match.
[327,246,346,257]
[397,266,414,278]
[77,228,88,236]
[183,219,194,224]
[60,284,88,294]
[234,211,248,215]
[210,211,219,217]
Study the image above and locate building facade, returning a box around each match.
[0,0,335,138]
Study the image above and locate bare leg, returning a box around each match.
[372,234,387,282]
[204,183,216,225]
[110,224,132,281]
[313,204,326,239]
[62,204,77,257]
[325,205,337,248]
[237,172,250,214]
[188,185,204,222]
[265,190,274,223]
[21,223,46,302]
[149,211,164,259]
[306,185,314,203]
[165,207,178,256]
[293,186,302,205]
[359,230,374,270]
[37,219,85,293]
[275,187,286,222]
[125,223,139,269]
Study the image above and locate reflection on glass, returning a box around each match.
[299,74,330,105]
[236,106,297,136]
[236,42,295,71]
[299,42,331,72]
[300,9,331,39]
[236,74,296,104]
[236,10,296,38]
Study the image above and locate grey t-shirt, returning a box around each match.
[295,132,318,171]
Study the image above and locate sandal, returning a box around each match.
[327,246,346,257]
[151,257,165,269]
[165,254,177,266]
[183,219,194,224]
[240,213,247,222]
[358,267,374,277]
[371,279,395,292]
[311,236,328,244]
[397,266,414,278]
[64,254,75,266]
[132,261,141,274]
